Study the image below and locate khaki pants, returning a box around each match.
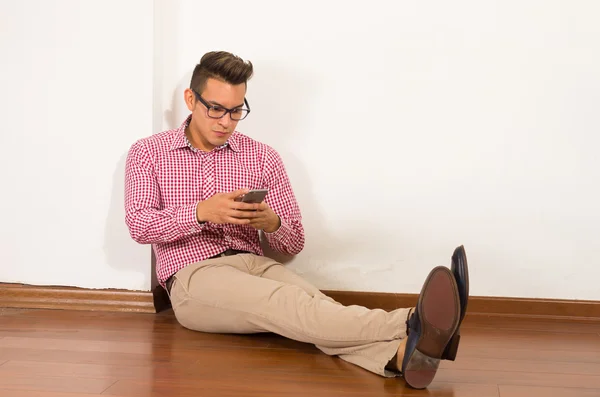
[168,253,410,377]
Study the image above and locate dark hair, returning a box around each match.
[190,51,254,94]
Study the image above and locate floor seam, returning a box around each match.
[99,379,120,395]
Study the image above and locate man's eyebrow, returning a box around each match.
[208,100,245,108]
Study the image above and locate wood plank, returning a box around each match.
[0,329,312,352]
[0,324,269,344]
[399,383,500,397]
[102,377,499,397]
[0,331,308,354]
[0,374,115,394]
[0,337,154,355]
[0,361,159,381]
[439,357,600,376]
[0,313,175,332]
[104,373,396,395]
[0,359,500,396]
[498,385,600,397]
[0,347,194,367]
[0,308,164,322]
[0,390,102,397]
[434,368,600,389]
[0,328,167,344]
[0,329,170,344]
[0,352,363,381]
[447,345,600,364]
[4,343,600,382]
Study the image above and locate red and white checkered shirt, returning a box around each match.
[125,115,305,287]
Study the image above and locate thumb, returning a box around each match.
[229,188,250,199]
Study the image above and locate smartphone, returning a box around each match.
[235,189,269,204]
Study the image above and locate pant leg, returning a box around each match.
[169,254,409,377]
[248,254,342,306]
[245,255,410,376]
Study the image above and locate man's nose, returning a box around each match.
[219,113,233,127]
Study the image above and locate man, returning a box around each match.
[124,50,469,389]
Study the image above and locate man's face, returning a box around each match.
[184,78,247,151]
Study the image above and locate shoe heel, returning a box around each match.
[404,349,441,389]
[442,332,460,361]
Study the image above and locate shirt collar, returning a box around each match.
[169,114,241,153]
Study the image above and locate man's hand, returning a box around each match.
[196,189,261,225]
[244,202,281,233]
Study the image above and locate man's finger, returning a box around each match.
[228,188,250,199]
[226,216,251,225]
[229,209,257,219]
[232,202,260,211]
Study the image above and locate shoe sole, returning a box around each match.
[404,266,461,389]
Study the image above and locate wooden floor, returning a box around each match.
[0,307,599,397]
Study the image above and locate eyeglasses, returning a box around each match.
[192,89,251,121]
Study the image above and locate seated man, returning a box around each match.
[124,50,469,389]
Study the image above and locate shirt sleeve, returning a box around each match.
[261,147,305,255]
[124,140,205,244]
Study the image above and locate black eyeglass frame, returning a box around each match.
[191,89,251,121]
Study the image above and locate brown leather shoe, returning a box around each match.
[401,266,461,389]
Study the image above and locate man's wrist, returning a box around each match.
[195,201,207,223]
[263,213,281,233]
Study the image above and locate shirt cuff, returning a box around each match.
[176,202,204,235]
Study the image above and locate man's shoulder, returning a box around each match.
[129,129,180,155]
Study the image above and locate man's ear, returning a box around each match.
[183,88,195,111]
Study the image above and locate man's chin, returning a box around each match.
[212,131,230,139]
[210,136,230,147]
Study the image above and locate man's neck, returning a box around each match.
[185,125,215,152]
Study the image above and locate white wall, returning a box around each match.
[157,0,600,301]
[0,0,154,290]
[1,1,599,300]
